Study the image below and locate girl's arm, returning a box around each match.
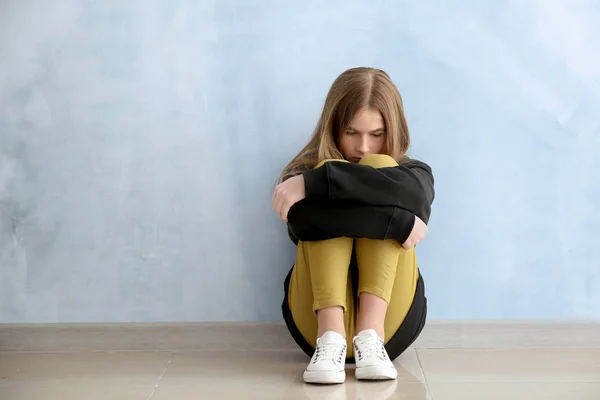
[302,158,434,224]
[286,199,415,245]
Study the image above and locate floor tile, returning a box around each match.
[427,382,600,400]
[393,349,428,383]
[0,351,171,386]
[159,350,306,386]
[152,378,430,400]
[0,384,152,400]
[417,348,600,382]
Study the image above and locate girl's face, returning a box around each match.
[338,107,386,163]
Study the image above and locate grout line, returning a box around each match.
[147,353,173,400]
[415,349,433,399]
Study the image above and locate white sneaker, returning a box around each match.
[303,331,347,384]
[353,329,397,380]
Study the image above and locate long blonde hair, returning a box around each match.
[278,67,410,183]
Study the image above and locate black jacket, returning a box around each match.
[286,157,435,245]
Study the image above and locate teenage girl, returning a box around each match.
[272,67,434,384]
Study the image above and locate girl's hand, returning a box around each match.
[272,175,306,222]
[402,215,427,249]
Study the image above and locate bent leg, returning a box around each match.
[354,153,402,338]
[354,154,424,359]
[285,157,358,359]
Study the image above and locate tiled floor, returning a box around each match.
[1,348,599,399]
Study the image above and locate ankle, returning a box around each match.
[316,306,346,339]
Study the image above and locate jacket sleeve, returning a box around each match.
[286,199,415,245]
[302,158,435,224]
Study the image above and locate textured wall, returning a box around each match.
[1,1,599,323]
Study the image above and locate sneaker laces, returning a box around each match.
[314,342,345,363]
[355,336,387,361]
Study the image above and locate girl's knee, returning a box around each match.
[359,154,398,168]
[315,158,350,169]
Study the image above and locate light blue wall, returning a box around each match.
[1,1,599,323]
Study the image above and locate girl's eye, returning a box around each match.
[371,133,383,138]
[345,131,356,136]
